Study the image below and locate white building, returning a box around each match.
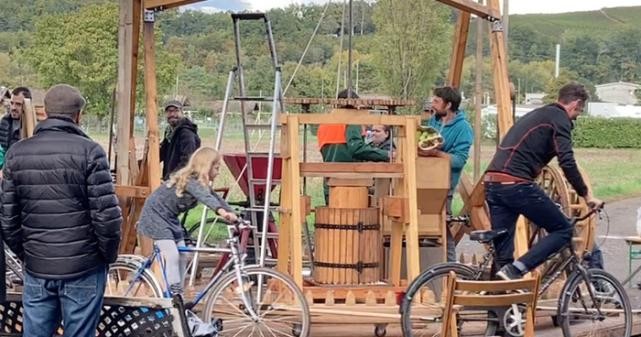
[595,81,641,105]
[524,92,545,105]
[587,102,641,118]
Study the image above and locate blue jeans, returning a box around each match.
[485,182,573,271]
[23,266,107,337]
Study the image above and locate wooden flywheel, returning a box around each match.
[532,165,596,255]
[530,165,596,300]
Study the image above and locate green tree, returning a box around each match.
[25,3,180,119]
[543,70,581,103]
[371,0,451,99]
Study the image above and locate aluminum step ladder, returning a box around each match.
[190,13,283,285]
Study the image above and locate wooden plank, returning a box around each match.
[454,293,536,307]
[403,118,421,283]
[326,178,373,187]
[382,196,408,221]
[435,0,500,21]
[514,216,529,260]
[116,0,135,185]
[300,163,404,176]
[143,21,161,191]
[447,10,471,88]
[277,117,292,275]
[282,111,416,127]
[283,97,415,107]
[129,0,141,136]
[144,0,204,10]
[487,0,513,138]
[287,116,304,288]
[139,19,161,256]
[115,185,151,198]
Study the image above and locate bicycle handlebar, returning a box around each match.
[571,203,604,224]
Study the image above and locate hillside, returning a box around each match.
[511,6,641,38]
[1,2,641,115]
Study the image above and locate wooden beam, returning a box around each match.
[282,110,416,127]
[143,18,161,190]
[130,0,141,138]
[115,185,151,198]
[487,0,513,138]
[116,0,140,185]
[473,2,484,180]
[435,0,500,21]
[447,11,471,88]
[144,0,204,10]
[300,163,403,177]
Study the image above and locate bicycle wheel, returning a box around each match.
[558,269,632,337]
[106,257,163,298]
[202,266,310,337]
[400,262,498,337]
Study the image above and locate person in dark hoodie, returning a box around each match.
[420,86,473,263]
[1,84,122,337]
[160,100,201,180]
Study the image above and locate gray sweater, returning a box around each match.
[137,178,233,241]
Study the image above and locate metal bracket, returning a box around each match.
[144,9,155,23]
[491,20,504,33]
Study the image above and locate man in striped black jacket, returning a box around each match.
[484,82,603,280]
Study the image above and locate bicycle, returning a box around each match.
[399,207,632,337]
[106,219,311,337]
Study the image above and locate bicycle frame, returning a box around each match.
[123,222,263,321]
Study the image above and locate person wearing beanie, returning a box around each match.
[1,84,122,337]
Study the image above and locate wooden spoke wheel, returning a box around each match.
[532,165,595,254]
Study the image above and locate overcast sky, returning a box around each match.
[187,0,641,14]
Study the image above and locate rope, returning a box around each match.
[283,0,332,96]
[335,0,347,97]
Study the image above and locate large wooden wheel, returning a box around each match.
[531,165,596,300]
[532,165,595,254]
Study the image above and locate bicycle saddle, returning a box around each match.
[469,229,508,243]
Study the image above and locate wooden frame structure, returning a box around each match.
[114,0,211,254]
[113,0,513,274]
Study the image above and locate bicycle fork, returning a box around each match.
[229,237,261,321]
[570,267,606,321]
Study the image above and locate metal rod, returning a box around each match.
[347,0,353,96]
[473,0,483,181]
[107,87,116,168]
[215,69,236,150]
[259,69,282,268]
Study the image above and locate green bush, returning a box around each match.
[573,117,641,148]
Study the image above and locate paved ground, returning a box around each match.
[308,196,641,337]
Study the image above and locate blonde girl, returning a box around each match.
[137,147,237,294]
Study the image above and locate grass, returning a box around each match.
[93,126,641,243]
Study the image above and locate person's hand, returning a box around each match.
[389,150,396,160]
[585,196,604,210]
[217,209,239,223]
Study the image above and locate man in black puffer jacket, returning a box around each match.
[1,84,122,337]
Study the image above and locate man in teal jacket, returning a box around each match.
[420,86,473,262]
